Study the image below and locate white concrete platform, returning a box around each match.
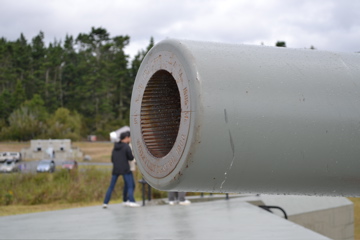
[0,198,330,240]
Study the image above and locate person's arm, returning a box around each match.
[126,145,134,161]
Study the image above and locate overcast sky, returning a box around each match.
[1,0,359,60]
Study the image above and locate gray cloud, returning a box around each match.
[0,0,359,59]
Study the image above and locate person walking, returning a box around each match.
[103,131,140,208]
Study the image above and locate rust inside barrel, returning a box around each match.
[140,70,181,158]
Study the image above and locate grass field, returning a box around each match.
[72,141,113,162]
[0,141,113,163]
[0,142,29,153]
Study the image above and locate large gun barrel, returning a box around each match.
[130,39,360,196]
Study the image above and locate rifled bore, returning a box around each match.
[140,70,181,158]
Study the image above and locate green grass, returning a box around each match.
[0,140,172,216]
[0,166,204,216]
[0,167,160,206]
[0,141,200,216]
[1,168,109,205]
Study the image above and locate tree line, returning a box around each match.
[0,26,321,142]
[0,27,154,141]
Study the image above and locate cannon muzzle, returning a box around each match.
[130,39,360,196]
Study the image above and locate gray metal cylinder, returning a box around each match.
[130,39,360,196]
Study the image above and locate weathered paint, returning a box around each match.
[130,39,360,196]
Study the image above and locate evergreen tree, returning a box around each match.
[30,31,46,100]
[0,38,16,92]
[0,28,162,140]
[62,35,78,110]
[275,41,287,47]
[12,79,26,109]
[75,28,110,112]
[75,27,130,133]
[130,37,154,80]
[110,35,130,121]
[44,41,64,112]
[13,34,32,97]
[0,89,12,120]
[23,93,48,121]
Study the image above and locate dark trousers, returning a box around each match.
[123,172,135,202]
[168,192,186,202]
[103,172,135,204]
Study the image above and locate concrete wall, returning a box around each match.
[255,195,354,240]
[21,139,83,160]
[288,205,353,240]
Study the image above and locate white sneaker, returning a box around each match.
[179,200,191,205]
[169,201,176,205]
[127,202,141,207]
[102,204,108,209]
[123,201,130,206]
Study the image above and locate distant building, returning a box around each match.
[21,139,83,160]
